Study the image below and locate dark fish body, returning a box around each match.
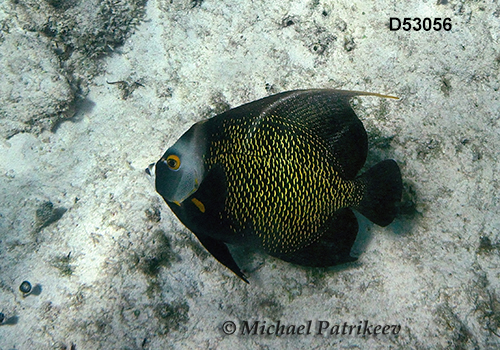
[152,89,403,282]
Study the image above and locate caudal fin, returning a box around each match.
[354,159,402,227]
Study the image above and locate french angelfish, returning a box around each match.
[148,89,403,283]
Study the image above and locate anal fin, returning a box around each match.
[275,208,359,267]
[194,231,249,283]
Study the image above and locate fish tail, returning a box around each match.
[354,159,402,226]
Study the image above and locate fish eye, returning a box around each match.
[165,154,181,171]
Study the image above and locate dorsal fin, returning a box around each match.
[256,89,395,179]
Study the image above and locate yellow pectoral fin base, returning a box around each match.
[191,198,206,213]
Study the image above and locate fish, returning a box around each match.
[148,89,403,283]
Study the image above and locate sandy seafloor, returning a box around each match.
[1,0,500,349]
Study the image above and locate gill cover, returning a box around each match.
[155,121,208,203]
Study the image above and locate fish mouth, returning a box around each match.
[145,163,157,190]
[145,163,155,176]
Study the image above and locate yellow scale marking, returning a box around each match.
[205,114,363,255]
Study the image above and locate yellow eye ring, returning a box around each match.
[165,154,181,170]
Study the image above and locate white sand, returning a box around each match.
[1,0,500,348]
